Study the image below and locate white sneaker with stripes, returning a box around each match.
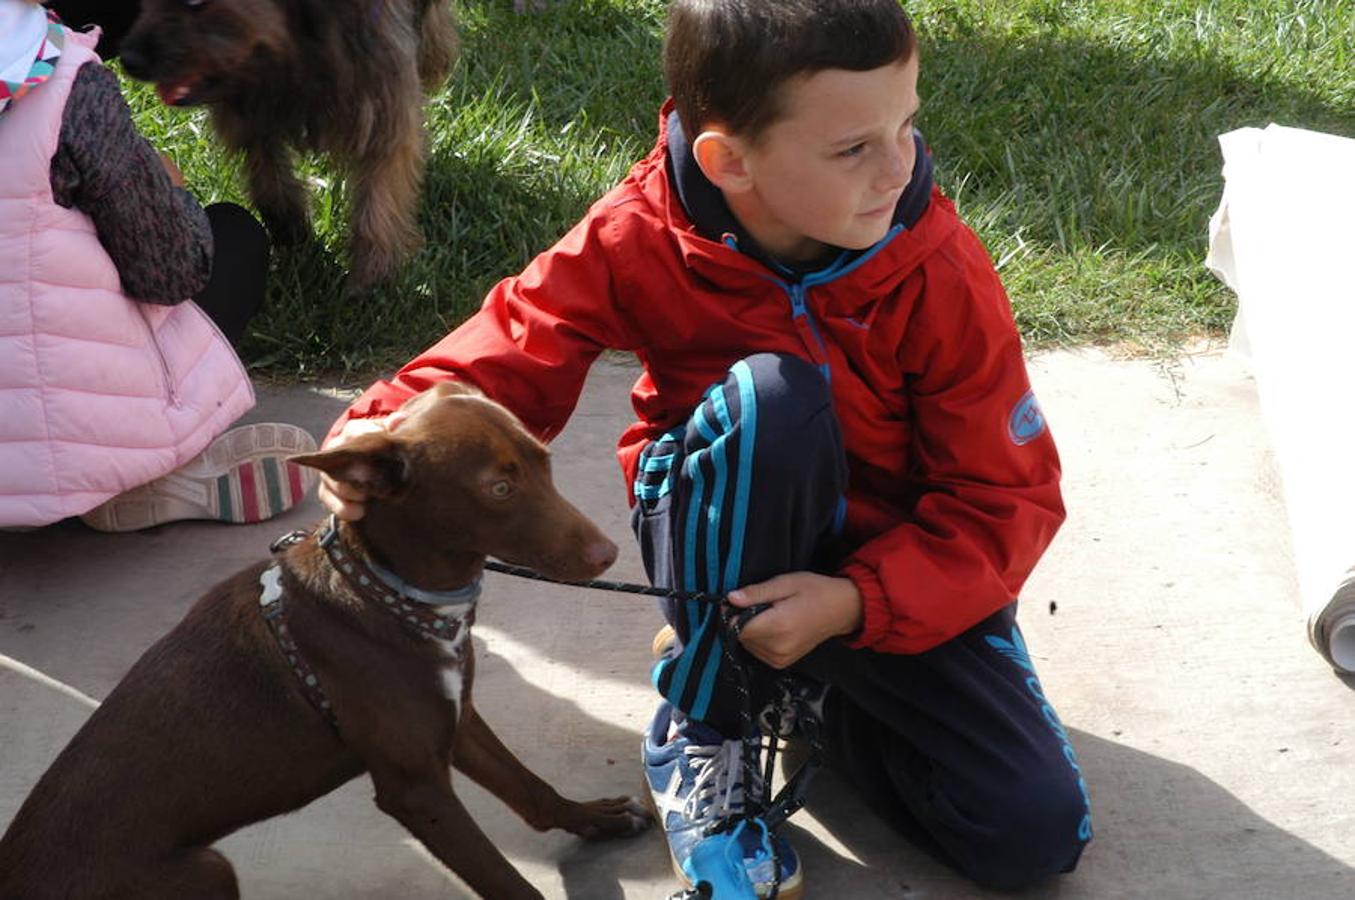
[80,423,317,532]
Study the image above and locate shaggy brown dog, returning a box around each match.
[120,0,458,287]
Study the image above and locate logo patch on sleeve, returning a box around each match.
[1008,390,1047,446]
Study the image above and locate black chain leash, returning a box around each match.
[483,559,729,608]
[483,559,777,646]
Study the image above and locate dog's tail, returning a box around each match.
[416,0,459,92]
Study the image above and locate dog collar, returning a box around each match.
[364,557,481,608]
[314,515,482,609]
[299,516,479,647]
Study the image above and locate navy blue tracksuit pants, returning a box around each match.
[631,353,1091,890]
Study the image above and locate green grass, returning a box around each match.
[122,0,1355,376]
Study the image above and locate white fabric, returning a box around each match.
[1206,123,1355,673]
[0,1,47,83]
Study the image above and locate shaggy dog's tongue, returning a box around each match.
[156,77,198,106]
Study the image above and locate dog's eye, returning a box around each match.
[182,0,209,8]
[488,480,513,499]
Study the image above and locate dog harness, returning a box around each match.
[261,516,480,730]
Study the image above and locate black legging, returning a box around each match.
[46,0,140,59]
[197,203,269,347]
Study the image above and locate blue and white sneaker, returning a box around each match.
[642,701,803,899]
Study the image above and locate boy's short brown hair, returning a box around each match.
[664,0,916,143]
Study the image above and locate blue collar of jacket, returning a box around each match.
[663,109,934,280]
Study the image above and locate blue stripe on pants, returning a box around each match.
[631,352,1089,888]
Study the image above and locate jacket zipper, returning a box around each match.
[785,281,832,381]
[737,223,907,383]
[137,304,181,407]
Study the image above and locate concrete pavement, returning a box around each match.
[3,348,1354,898]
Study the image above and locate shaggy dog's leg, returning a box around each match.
[346,87,427,287]
[243,138,310,247]
[417,0,459,92]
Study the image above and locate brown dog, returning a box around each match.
[118,0,458,287]
[0,383,650,899]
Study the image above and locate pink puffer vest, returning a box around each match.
[0,27,253,527]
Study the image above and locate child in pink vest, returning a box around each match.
[0,1,315,530]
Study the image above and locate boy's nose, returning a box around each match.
[878,140,914,190]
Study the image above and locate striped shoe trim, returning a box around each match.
[78,423,319,532]
[216,472,235,521]
[262,457,285,515]
[287,461,305,504]
[238,459,261,522]
[217,458,307,524]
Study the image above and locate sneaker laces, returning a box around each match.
[677,739,755,833]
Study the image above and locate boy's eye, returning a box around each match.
[838,143,867,159]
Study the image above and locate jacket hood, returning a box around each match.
[640,99,956,302]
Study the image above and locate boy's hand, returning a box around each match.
[726,573,863,669]
[315,415,397,520]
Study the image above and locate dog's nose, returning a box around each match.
[119,45,150,78]
[118,37,157,80]
[584,538,619,572]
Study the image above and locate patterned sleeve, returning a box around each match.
[49,62,214,304]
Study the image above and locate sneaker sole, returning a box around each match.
[652,623,677,658]
[81,423,318,532]
[640,774,804,900]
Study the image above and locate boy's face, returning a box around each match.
[723,55,921,263]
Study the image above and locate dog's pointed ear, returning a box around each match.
[291,432,408,498]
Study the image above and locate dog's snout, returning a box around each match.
[118,41,154,79]
[585,537,619,573]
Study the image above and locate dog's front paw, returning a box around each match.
[563,795,652,840]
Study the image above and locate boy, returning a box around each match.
[321,0,1091,895]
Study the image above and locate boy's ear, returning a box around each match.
[291,432,408,498]
[691,129,753,193]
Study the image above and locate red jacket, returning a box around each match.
[333,106,1065,654]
